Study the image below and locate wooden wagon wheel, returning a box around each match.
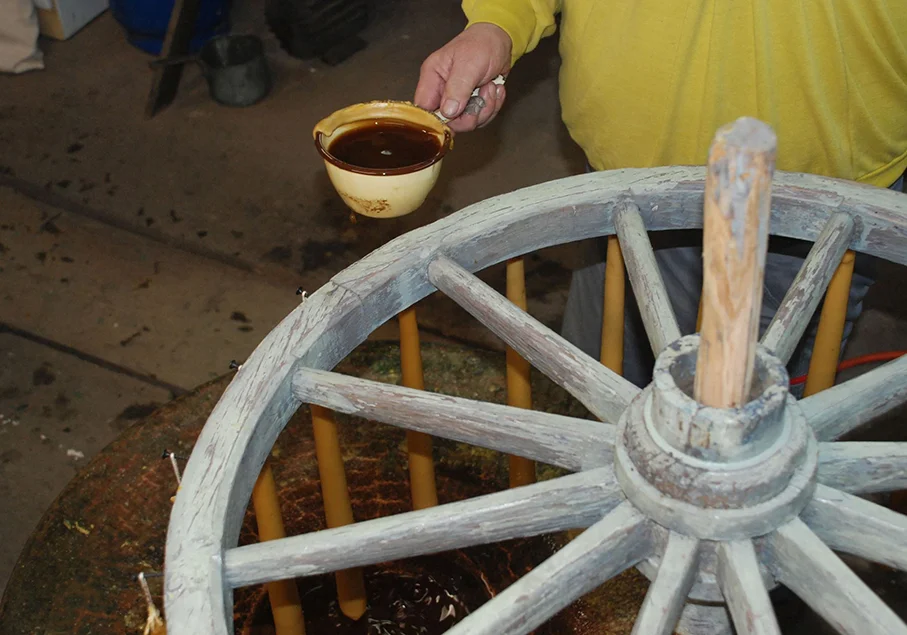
[164,119,907,635]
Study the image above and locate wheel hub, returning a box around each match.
[616,334,818,541]
[615,334,819,614]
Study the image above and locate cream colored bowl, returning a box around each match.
[313,101,453,218]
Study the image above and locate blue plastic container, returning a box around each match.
[110,0,232,56]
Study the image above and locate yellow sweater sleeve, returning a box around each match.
[462,0,560,67]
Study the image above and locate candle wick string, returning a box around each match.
[137,572,167,635]
[161,449,182,486]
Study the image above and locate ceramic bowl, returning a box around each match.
[313,100,453,218]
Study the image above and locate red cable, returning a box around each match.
[789,350,907,386]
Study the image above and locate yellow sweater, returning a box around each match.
[463,0,907,187]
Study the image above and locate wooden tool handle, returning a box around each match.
[695,117,777,408]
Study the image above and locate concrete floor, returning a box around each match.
[0,0,584,598]
[1,0,906,615]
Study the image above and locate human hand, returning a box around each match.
[414,23,512,132]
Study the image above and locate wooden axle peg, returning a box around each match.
[695,117,777,408]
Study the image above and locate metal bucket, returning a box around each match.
[150,34,272,107]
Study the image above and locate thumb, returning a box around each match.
[414,61,446,111]
[439,57,489,119]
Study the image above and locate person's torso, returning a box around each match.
[557,0,907,186]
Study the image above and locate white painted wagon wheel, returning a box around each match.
[164,127,907,634]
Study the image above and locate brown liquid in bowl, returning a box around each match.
[329,119,442,170]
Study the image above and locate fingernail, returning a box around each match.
[442,99,459,117]
[496,85,504,100]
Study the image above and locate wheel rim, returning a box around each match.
[164,165,907,634]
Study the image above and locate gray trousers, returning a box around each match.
[561,171,905,394]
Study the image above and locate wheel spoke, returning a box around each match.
[760,213,855,363]
[613,201,682,355]
[800,353,907,441]
[818,442,907,494]
[223,467,622,588]
[293,368,614,472]
[717,540,781,635]
[800,484,907,571]
[631,532,699,635]
[445,502,654,635]
[428,256,639,423]
[767,518,907,634]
